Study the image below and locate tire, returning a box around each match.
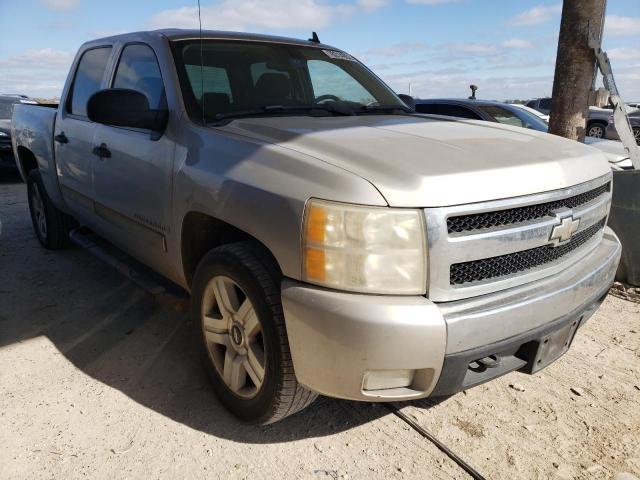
[191,241,317,424]
[587,122,606,138]
[633,127,639,145]
[27,169,73,249]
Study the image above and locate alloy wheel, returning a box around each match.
[201,276,265,398]
[588,125,604,138]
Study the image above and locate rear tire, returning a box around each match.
[633,126,639,145]
[27,169,73,249]
[191,241,317,424]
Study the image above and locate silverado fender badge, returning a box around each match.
[549,209,580,245]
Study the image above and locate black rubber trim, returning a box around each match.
[431,288,610,397]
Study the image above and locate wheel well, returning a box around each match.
[180,212,282,287]
[587,120,606,127]
[17,147,38,177]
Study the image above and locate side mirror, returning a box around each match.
[398,94,415,110]
[87,89,168,131]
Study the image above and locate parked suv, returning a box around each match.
[0,95,36,169]
[12,30,620,423]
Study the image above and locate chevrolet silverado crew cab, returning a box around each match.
[12,30,621,424]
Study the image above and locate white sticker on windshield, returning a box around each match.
[322,50,355,61]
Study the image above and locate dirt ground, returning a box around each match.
[1,171,639,480]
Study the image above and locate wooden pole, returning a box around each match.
[548,0,606,141]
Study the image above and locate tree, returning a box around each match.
[548,0,606,141]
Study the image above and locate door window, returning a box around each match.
[68,47,112,117]
[113,44,165,109]
[415,103,481,120]
[539,98,552,110]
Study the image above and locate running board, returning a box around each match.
[69,227,189,307]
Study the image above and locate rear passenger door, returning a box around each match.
[91,43,175,266]
[54,46,112,220]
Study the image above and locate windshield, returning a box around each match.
[171,40,408,123]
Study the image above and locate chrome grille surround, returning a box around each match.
[425,173,613,302]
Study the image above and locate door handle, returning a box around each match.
[92,143,111,159]
[54,132,68,144]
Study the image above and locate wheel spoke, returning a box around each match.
[223,349,246,392]
[205,330,231,348]
[212,277,240,318]
[244,311,260,339]
[244,344,265,387]
[203,314,227,333]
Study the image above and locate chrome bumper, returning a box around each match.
[281,228,621,402]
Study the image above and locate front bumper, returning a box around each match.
[281,228,621,402]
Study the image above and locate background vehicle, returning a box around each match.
[12,30,620,424]
[511,103,549,122]
[606,109,640,144]
[526,97,553,115]
[415,99,634,168]
[414,98,549,131]
[0,95,36,169]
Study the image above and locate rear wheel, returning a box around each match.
[191,241,317,424]
[587,122,606,138]
[27,170,73,249]
[633,126,639,144]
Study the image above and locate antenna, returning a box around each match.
[308,31,320,43]
[197,0,205,125]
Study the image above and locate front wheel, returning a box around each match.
[191,241,317,424]
[587,123,606,138]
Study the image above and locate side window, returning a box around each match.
[307,60,376,105]
[479,105,525,127]
[526,100,536,108]
[69,47,112,117]
[113,44,165,110]
[420,103,481,120]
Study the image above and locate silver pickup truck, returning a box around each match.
[12,29,621,424]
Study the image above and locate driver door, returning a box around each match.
[91,43,175,268]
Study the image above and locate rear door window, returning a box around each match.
[68,47,112,117]
[113,44,165,110]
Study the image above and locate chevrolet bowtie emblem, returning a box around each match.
[549,209,580,245]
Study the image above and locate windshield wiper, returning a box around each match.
[210,104,355,124]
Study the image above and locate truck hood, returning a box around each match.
[220,115,611,207]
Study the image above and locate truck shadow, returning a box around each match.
[1,176,449,444]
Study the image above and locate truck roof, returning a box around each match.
[86,29,338,50]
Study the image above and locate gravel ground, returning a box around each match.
[1,172,639,480]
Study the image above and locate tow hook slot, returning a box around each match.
[469,355,501,371]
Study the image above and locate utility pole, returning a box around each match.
[548,0,606,141]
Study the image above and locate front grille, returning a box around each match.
[450,218,606,286]
[447,182,610,234]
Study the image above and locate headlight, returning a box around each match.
[302,199,427,294]
[0,131,8,137]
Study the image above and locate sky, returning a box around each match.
[0,0,638,101]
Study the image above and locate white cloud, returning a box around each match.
[41,0,80,10]
[446,42,497,55]
[503,39,534,49]
[508,4,562,27]
[150,0,355,31]
[357,0,389,12]
[605,15,640,37]
[0,49,74,98]
[405,0,460,5]
[608,47,640,62]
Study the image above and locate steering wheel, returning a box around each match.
[314,94,341,104]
